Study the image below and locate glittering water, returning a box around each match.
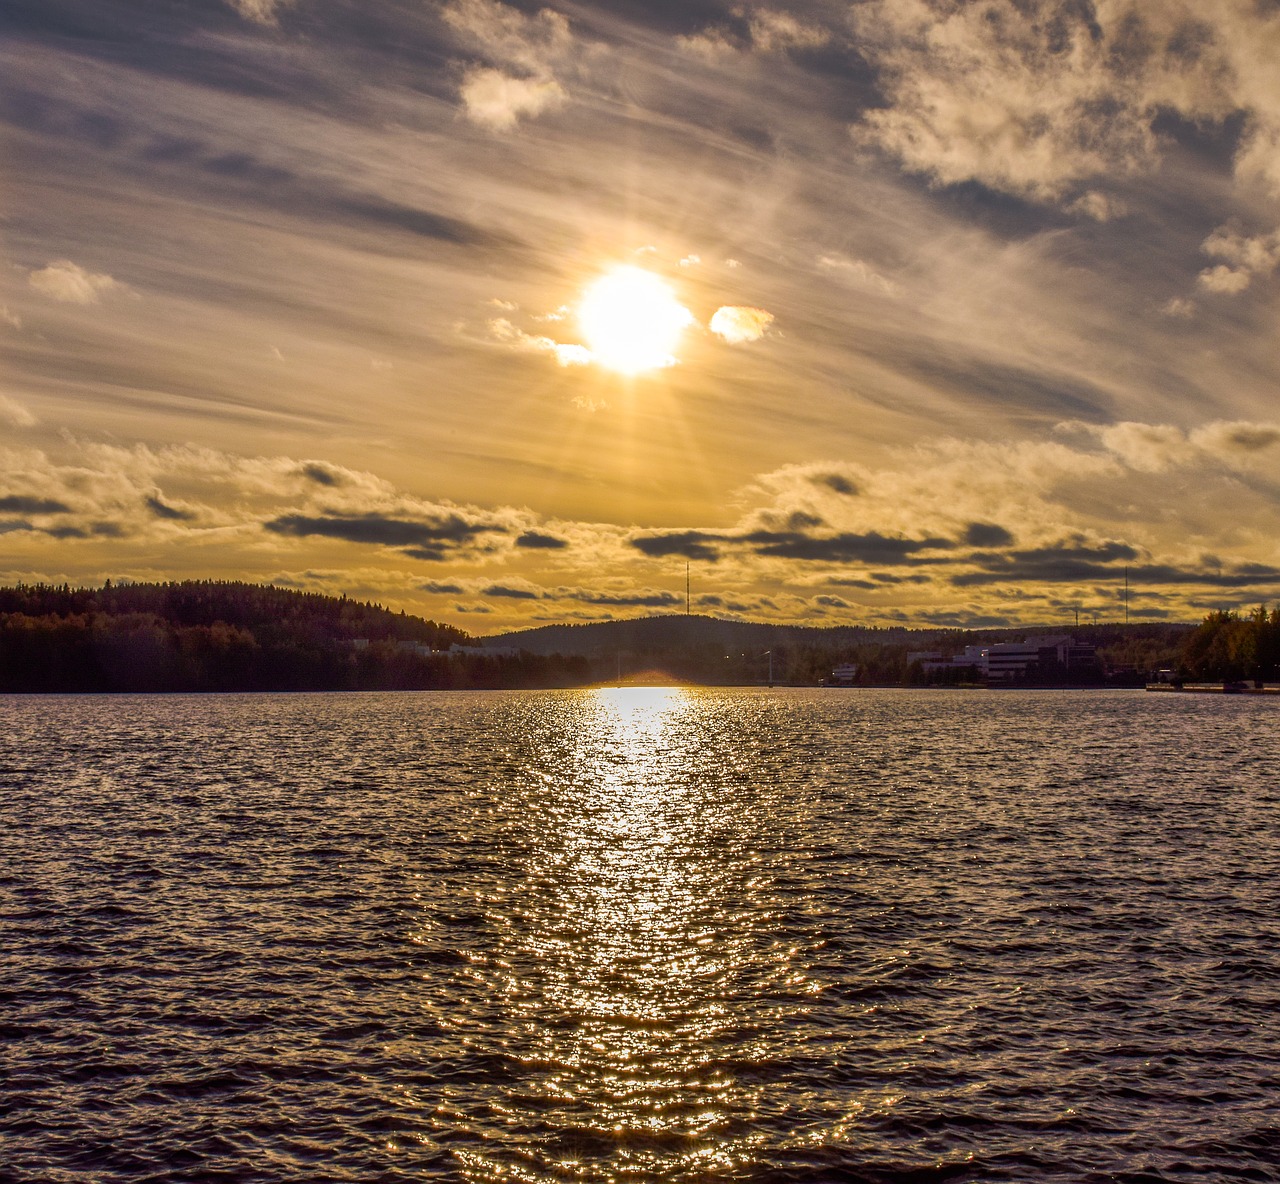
[2,688,1279,1183]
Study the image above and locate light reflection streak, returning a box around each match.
[453,688,773,1180]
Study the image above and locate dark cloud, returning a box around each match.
[0,495,70,514]
[420,580,464,594]
[954,538,1140,583]
[814,473,858,496]
[264,511,499,554]
[814,594,853,608]
[146,495,194,521]
[1221,425,1280,451]
[743,529,953,563]
[515,530,569,550]
[0,519,34,535]
[962,521,1015,547]
[573,590,682,607]
[483,584,542,600]
[953,545,1280,587]
[300,463,342,487]
[630,531,724,561]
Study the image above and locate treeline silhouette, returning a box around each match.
[1179,607,1280,683]
[1,580,1271,692]
[0,581,589,692]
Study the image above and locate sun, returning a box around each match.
[578,266,694,375]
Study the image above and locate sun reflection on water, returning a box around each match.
[444,687,783,1181]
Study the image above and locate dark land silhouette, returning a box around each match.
[0,581,1274,692]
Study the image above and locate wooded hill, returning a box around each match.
[0,581,586,693]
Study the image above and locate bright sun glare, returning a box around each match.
[579,266,693,375]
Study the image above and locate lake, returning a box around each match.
[2,688,1278,1182]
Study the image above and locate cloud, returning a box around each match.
[488,318,591,366]
[28,261,119,304]
[817,255,900,297]
[1197,225,1280,295]
[1082,419,1280,472]
[962,522,1015,547]
[630,531,724,561]
[421,581,465,594]
[678,7,829,58]
[851,0,1246,203]
[745,9,829,53]
[0,396,37,428]
[300,462,343,487]
[443,0,575,130]
[458,69,566,131]
[742,529,953,563]
[709,305,774,344]
[1161,298,1196,319]
[0,307,21,331]
[225,0,291,24]
[483,582,542,599]
[145,495,195,521]
[0,495,70,514]
[515,530,569,549]
[263,511,504,560]
[1068,191,1127,222]
[813,472,858,496]
[1197,264,1252,294]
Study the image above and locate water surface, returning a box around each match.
[2,689,1278,1182]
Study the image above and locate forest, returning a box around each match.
[0,581,588,692]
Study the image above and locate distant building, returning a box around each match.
[909,636,1096,683]
[830,662,859,685]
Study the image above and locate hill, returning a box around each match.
[0,581,588,693]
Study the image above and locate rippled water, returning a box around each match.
[3,688,1279,1182]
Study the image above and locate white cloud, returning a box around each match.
[1161,297,1196,318]
[851,0,1246,202]
[0,396,37,429]
[1068,191,1128,222]
[677,7,829,58]
[28,261,119,304]
[709,305,775,343]
[0,306,21,331]
[1196,224,1280,294]
[488,317,591,365]
[1197,264,1252,294]
[459,68,565,131]
[443,0,575,129]
[224,0,291,24]
[745,9,829,53]
[817,254,900,296]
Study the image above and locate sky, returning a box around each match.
[3,0,1280,632]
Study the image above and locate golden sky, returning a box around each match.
[4,0,1280,630]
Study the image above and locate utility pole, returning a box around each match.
[686,561,690,617]
[1124,566,1129,625]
